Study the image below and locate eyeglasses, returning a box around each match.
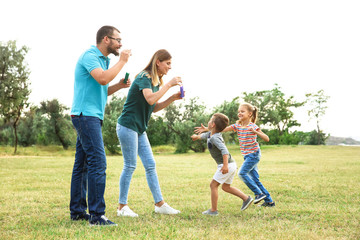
[107,36,121,43]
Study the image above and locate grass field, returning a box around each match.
[0,145,359,239]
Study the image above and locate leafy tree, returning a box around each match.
[0,118,13,145]
[213,97,240,124]
[306,130,328,145]
[164,97,209,153]
[147,116,172,146]
[38,99,74,149]
[102,95,126,154]
[17,106,38,146]
[0,41,31,153]
[305,90,330,145]
[15,105,51,147]
[242,84,305,135]
[213,97,240,144]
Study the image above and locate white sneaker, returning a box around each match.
[154,203,180,215]
[117,206,138,217]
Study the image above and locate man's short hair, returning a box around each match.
[213,113,229,132]
[96,25,120,44]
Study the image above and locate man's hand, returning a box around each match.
[118,77,131,89]
[119,49,132,63]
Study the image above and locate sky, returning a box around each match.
[1,0,360,140]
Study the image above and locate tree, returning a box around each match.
[38,99,74,149]
[242,84,305,137]
[0,41,31,153]
[147,115,172,146]
[213,97,240,144]
[102,95,126,154]
[306,130,328,145]
[0,118,13,145]
[17,106,38,146]
[305,90,330,145]
[164,97,209,153]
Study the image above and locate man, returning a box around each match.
[70,25,131,226]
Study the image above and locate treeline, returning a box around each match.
[0,85,330,154]
[1,41,330,153]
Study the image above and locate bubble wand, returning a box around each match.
[180,84,184,98]
[124,72,129,84]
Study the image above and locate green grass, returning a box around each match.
[0,145,359,239]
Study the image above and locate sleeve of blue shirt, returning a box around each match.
[82,51,102,73]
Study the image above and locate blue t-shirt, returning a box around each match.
[71,45,110,120]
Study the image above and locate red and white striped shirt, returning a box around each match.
[231,122,260,156]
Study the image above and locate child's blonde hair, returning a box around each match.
[237,102,258,124]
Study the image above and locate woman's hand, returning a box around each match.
[167,77,182,87]
[152,90,184,113]
[170,90,185,102]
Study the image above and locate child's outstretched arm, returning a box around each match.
[195,124,234,134]
[194,123,208,134]
[249,127,270,142]
[191,134,201,141]
[222,126,234,132]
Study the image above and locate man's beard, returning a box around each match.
[107,44,119,56]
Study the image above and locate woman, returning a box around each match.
[116,49,183,217]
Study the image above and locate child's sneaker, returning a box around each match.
[260,201,276,207]
[254,193,266,204]
[241,196,254,211]
[154,203,180,215]
[202,209,219,216]
[89,215,118,226]
[117,206,138,217]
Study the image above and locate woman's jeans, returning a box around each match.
[238,150,273,203]
[70,115,106,217]
[117,124,163,204]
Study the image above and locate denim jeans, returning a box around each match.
[70,115,107,217]
[117,124,163,204]
[238,150,273,203]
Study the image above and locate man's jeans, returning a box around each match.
[238,150,273,203]
[116,124,163,204]
[70,115,106,217]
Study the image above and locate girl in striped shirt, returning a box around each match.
[195,103,275,207]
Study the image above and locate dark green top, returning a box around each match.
[118,71,159,134]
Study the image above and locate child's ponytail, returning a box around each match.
[252,106,258,123]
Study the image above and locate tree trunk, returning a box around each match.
[54,120,68,150]
[13,106,22,154]
[316,120,321,145]
[13,120,18,154]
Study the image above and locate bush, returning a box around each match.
[102,95,126,154]
[147,116,171,146]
